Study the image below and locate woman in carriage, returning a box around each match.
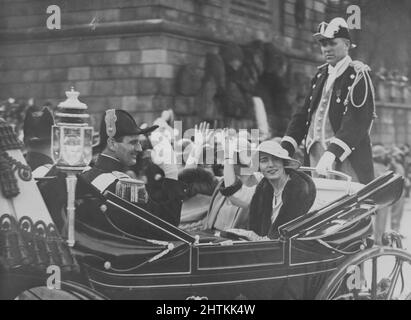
[220,139,316,240]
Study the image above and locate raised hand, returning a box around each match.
[222,128,237,162]
[193,121,212,148]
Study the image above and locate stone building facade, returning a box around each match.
[0,0,410,144]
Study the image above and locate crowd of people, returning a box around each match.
[372,143,411,243]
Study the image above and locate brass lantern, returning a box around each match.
[52,88,93,246]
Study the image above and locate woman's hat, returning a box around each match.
[251,140,301,170]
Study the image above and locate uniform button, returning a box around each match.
[306,121,309,125]
[350,74,355,79]
[310,96,313,101]
[312,84,316,89]
[336,98,341,103]
[317,74,321,78]
[347,86,351,90]
[308,108,311,113]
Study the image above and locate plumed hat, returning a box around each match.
[313,17,356,48]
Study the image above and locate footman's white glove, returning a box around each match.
[315,151,336,176]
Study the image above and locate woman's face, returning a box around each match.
[259,152,285,180]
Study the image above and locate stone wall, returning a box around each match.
[0,0,329,130]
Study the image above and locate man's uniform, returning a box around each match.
[26,151,53,178]
[281,19,376,184]
[76,109,187,240]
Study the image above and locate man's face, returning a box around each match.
[320,38,349,66]
[114,135,142,167]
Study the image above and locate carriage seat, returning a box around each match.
[73,220,185,271]
[310,178,364,211]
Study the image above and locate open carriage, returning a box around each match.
[2,153,411,301]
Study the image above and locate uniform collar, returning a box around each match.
[325,55,351,92]
[327,55,352,78]
[95,153,123,172]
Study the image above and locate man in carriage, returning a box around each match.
[75,108,188,238]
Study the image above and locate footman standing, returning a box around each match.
[281,17,376,184]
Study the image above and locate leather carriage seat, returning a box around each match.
[73,220,178,262]
[310,177,364,211]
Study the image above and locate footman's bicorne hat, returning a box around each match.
[313,17,356,48]
[94,109,158,153]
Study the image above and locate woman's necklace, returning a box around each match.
[273,175,289,205]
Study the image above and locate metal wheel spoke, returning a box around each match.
[329,276,346,299]
[386,258,403,300]
[371,257,378,300]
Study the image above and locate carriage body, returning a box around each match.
[1,157,410,300]
[69,170,407,300]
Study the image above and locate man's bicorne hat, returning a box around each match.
[23,106,54,146]
[93,109,158,154]
[313,17,356,48]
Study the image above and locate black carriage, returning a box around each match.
[1,169,411,300]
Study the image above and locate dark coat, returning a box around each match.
[249,170,316,238]
[25,151,53,171]
[77,154,187,229]
[281,63,375,184]
[178,167,219,198]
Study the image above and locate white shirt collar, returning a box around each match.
[325,55,352,92]
[328,55,352,77]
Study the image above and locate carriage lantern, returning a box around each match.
[52,87,93,247]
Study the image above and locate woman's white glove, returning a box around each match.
[315,151,336,176]
[185,122,213,167]
[222,128,238,163]
[150,132,178,180]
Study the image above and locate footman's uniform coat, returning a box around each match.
[281,62,376,184]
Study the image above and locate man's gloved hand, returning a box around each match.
[315,151,336,176]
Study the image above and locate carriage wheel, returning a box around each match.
[14,282,106,300]
[316,246,411,300]
[1,272,107,300]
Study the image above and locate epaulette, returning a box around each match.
[115,176,148,204]
[349,60,371,74]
